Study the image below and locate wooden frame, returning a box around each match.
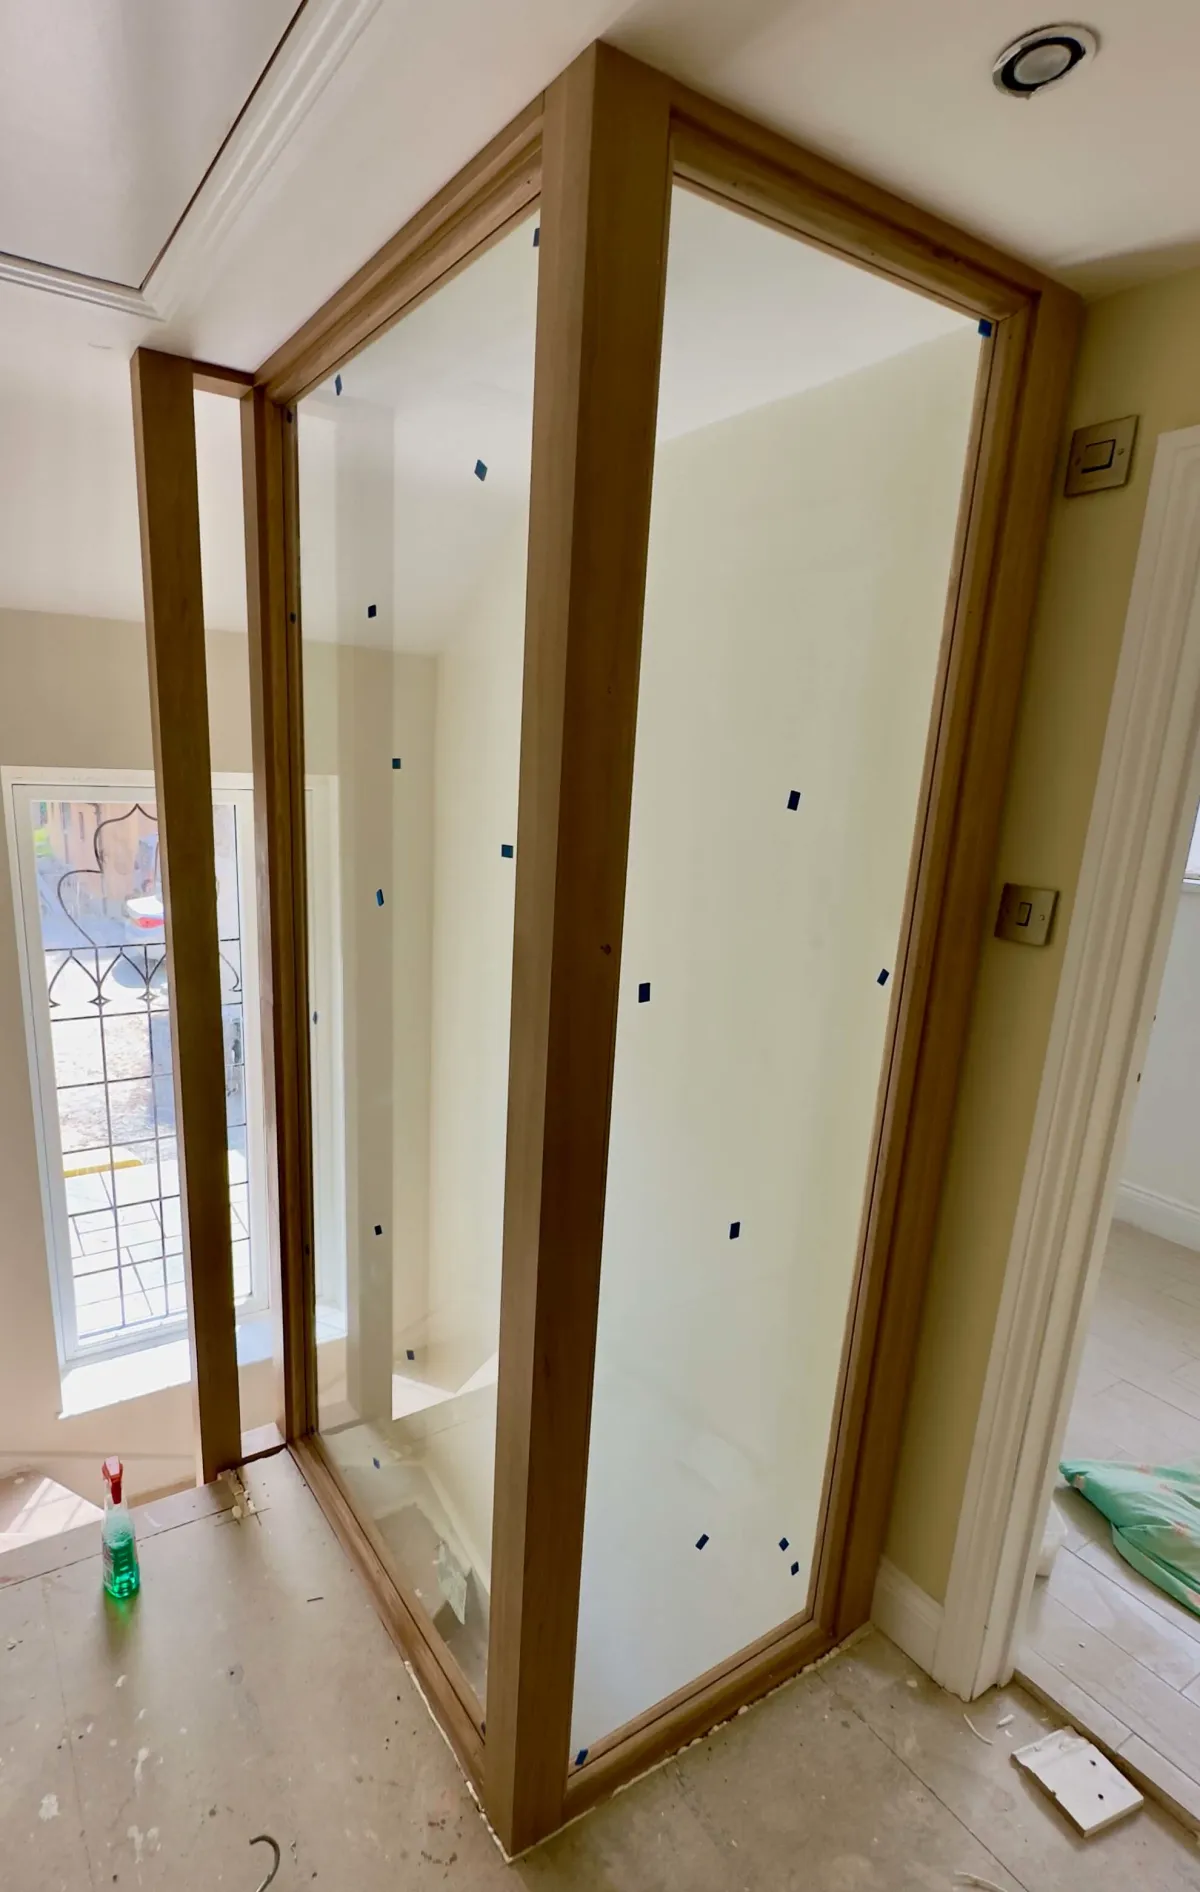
[131,348,242,1484]
[135,34,1079,1858]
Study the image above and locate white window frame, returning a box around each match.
[5,767,268,1370]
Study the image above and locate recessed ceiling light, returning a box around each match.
[993,24,1098,97]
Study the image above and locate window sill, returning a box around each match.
[58,1305,347,1419]
[60,1316,273,1419]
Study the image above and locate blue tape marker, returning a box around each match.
[533,226,540,248]
[790,1561,800,1576]
[729,1221,741,1239]
[638,981,651,1003]
[392,757,402,769]
[877,968,889,986]
[695,1532,709,1549]
[575,1748,587,1766]
[779,1536,789,1552]
[334,373,343,396]
[376,889,385,907]
[787,789,801,811]
[474,459,488,481]
[312,1011,318,1024]
[372,1457,380,1469]
[374,1223,382,1236]
[501,843,514,858]
[978,318,994,338]
[406,1348,415,1361]
[367,603,377,619]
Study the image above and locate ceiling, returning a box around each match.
[2,0,1200,628]
[0,0,300,286]
[1,0,1199,373]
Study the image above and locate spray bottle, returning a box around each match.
[101,1457,140,1600]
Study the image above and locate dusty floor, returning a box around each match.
[1022,1218,1200,1823]
[2,1453,1197,1891]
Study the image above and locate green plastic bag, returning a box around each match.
[1060,1459,1200,1619]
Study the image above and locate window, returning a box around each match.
[6,772,267,1367]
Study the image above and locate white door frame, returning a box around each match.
[933,424,1200,1699]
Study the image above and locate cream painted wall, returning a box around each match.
[1117,886,1200,1249]
[409,525,526,1586]
[425,529,524,1390]
[886,264,1200,1605]
[568,327,979,1750]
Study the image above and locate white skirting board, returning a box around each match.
[871,1557,944,1674]
[1114,1184,1200,1253]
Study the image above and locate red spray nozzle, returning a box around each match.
[102,1457,123,1503]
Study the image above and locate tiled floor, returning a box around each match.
[1021,1218,1200,1825]
[3,1451,1196,1890]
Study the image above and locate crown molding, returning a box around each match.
[0,251,155,318]
[0,0,383,326]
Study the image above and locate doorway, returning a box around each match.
[935,423,1200,1824]
[1022,825,1200,1805]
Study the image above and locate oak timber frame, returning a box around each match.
[130,38,1079,1855]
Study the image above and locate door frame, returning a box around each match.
[935,423,1200,1699]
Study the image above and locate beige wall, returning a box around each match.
[886,264,1200,1602]
[571,327,979,1750]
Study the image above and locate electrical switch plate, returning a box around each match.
[1013,1728,1143,1837]
[995,883,1058,946]
[1064,415,1137,496]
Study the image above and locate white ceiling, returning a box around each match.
[1,0,1199,368]
[0,0,300,286]
[2,0,1200,632]
[1,0,1200,375]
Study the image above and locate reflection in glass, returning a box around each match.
[195,385,275,1429]
[570,187,981,1753]
[297,211,539,1706]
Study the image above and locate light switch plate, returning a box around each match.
[995,883,1058,946]
[1064,415,1137,496]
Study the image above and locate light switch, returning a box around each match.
[995,883,1058,946]
[1064,416,1137,496]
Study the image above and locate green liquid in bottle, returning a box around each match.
[103,1530,140,1600]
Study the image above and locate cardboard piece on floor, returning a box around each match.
[1013,1728,1143,1837]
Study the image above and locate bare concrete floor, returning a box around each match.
[2,1453,1197,1891]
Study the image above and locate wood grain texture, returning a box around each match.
[241,388,318,1439]
[669,90,1045,315]
[130,346,241,1483]
[257,98,543,403]
[834,282,1082,1636]
[192,361,255,398]
[563,1617,834,1822]
[482,42,673,1856]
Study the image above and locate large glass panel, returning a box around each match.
[570,188,981,1754]
[296,210,539,1706]
[195,388,275,1442]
